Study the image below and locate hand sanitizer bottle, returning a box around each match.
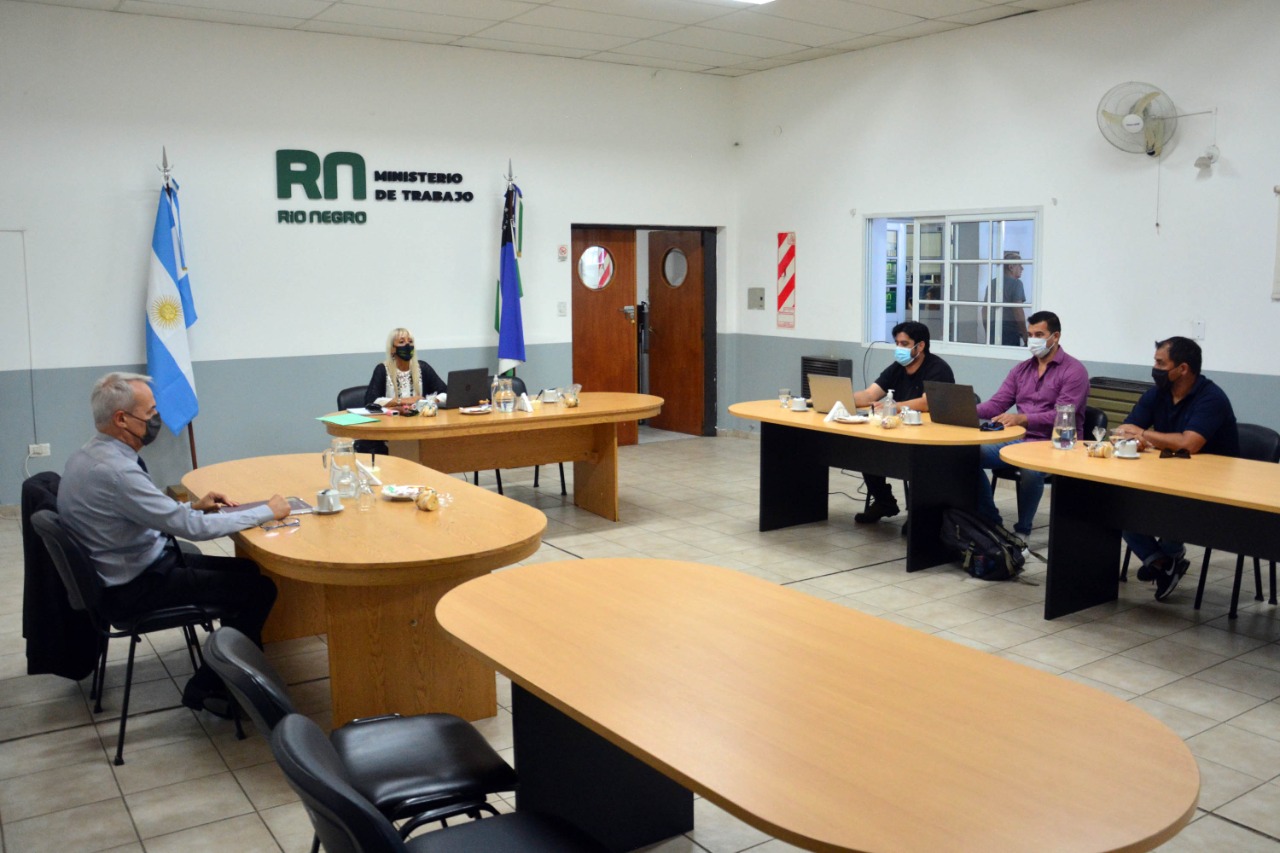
[882,390,897,420]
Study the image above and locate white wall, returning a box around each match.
[3,0,1278,440]
[728,0,1280,376]
[0,0,737,370]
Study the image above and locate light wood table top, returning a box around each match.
[729,399,1025,445]
[439,558,1199,853]
[185,454,546,586]
[1000,441,1280,515]
[323,392,663,441]
[185,454,546,723]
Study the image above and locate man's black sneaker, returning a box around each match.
[1136,560,1159,582]
[1155,558,1190,602]
[855,499,899,524]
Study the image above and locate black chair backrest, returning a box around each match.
[1083,406,1107,437]
[1238,423,1280,464]
[272,714,409,853]
[205,627,297,734]
[337,386,366,410]
[30,510,106,625]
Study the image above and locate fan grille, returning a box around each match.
[1097,82,1177,156]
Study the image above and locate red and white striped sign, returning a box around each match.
[777,231,796,329]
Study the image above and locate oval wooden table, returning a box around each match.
[439,558,1200,853]
[1000,440,1280,619]
[184,454,545,724]
[728,400,1024,572]
[322,391,663,522]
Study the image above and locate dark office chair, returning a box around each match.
[338,385,390,460]
[1189,424,1280,618]
[270,714,606,853]
[992,406,1107,524]
[30,509,223,765]
[474,374,567,497]
[206,628,516,846]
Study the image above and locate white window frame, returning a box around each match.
[863,206,1043,359]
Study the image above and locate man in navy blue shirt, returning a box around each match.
[1113,337,1239,602]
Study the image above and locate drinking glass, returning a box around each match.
[779,388,791,408]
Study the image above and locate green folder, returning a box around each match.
[318,412,379,426]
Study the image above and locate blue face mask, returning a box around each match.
[894,344,916,366]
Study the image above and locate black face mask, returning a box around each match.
[394,344,415,361]
[124,411,163,446]
[1151,366,1177,392]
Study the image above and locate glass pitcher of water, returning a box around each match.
[1053,404,1076,450]
[491,377,516,413]
[322,438,358,497]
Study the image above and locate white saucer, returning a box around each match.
[314,504,345,514]
[833,415,869,424]
[460,405,493,415]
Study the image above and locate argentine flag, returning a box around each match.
[145,182,199,433]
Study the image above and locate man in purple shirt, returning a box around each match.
[975,311,1090,538]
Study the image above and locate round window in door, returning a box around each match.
[662,248,688,288]
[578,246,615,290]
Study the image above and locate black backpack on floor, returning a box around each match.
[940,508,1026,581]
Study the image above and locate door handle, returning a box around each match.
[620,305,636,323]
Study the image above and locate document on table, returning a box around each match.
[318,412,378,426]
[218,496,314,515]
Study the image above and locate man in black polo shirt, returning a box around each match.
[851,321,955,524]
[1113,336,1239,602]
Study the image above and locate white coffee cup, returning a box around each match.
[902,410,923,425]
[1114,439,1140,458]
[316,489,342,513]
[789,397,808,411]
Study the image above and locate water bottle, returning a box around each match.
[1053,403,1076,450]
[881,390,897,420]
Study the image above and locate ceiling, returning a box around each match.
[19,0,1089,77]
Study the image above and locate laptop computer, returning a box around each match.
[807,374,857,414]
[923,381,989,428]
[438,368,490,409]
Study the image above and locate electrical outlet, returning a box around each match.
[29,443,51,457]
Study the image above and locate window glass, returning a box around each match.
[866,212,1039,351]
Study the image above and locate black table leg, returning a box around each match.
[904,445,980,572]
[513,685,693,852]
[1043,477,1122,619]
[758,421,829,531]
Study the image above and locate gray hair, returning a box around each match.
[91,372,152,427]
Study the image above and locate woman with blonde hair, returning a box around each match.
[363,327,447,407]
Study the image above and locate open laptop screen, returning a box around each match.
[439,368,490,409]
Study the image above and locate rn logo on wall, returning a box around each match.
[275,149,475,225]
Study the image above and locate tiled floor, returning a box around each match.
[3,430,1280,851]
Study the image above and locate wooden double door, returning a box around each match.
[570,227,714,445]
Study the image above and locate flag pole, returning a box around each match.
[157,146,199,471]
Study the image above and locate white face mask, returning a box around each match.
[1028,335,1054,358]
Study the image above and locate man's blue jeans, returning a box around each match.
[976,439,1044,536]
[1122,531,1185,567]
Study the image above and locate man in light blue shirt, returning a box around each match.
[59,372,290,715]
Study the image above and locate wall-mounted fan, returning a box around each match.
[1097,82,1178,157]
